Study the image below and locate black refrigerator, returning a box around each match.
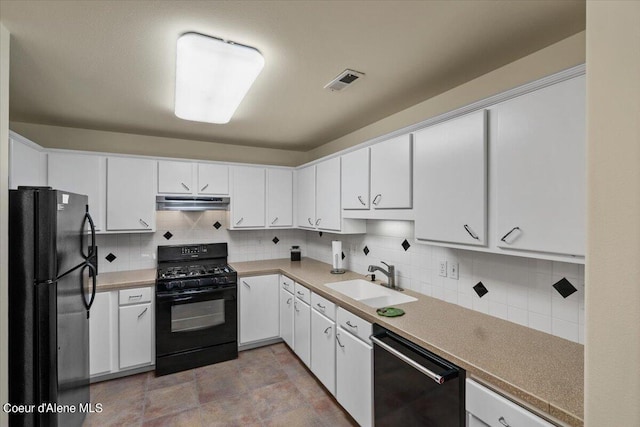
[9,187,98,427]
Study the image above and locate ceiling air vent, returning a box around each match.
[324,69,365,92]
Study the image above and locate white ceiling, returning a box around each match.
[1,0,585,151]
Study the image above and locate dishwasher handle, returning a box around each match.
[371,330,460,385]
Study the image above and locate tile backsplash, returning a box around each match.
[97,214,584,344]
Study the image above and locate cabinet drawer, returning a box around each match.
[337,308,372,345]
[294,283,311,304]
[119,287,152,305]
[466,379,554,427]
[311,292,336,321]
[281,275,295,294]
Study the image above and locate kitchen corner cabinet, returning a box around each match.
[311,308,336,395]
[157,160,193,194]
[414,110,487,246]
[494,75,586,257]
[48,152,106,231]
[8,133,47,189]
[267,168,293,227]
[370,133,412,209]
[296,165,316,229]
[315,157,341,231]
[279,286,294,349]
[293,285,311,367]
[198,163,229,195]
[106,157,157,231]
[341,147,370,210]
[231,166,266,228]
[239,275,279,344]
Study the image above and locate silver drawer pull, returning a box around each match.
[181,182,190,191]
[129,294,143,300]
[463,224,479,240]
[286,298,292,305]
[357,195,366,206]
[139,218,149,227]
[296,291,305,297]
[200,183,209,192]
[308,218,313,226]
[346,321,357,329]
[324,326,332,334]
[294,302,300,312]
[500,226,521,243]
[236,217,244,225]
[271,217,278,224]
[242,280,250,288]
[137,307,148,319]
[498,416,510,427]
[335,333,344,348]
[316,303,326,311]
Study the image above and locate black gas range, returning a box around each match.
[155,243,238,376]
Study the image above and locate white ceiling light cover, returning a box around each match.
[175,33,264,124]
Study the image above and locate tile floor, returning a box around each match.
[84,343,358,427]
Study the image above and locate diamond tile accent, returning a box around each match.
[401,239,411,251]
[213,221,222,229]
[473,282,489,298]
[553,277,577,298]
[318,232,323,237]
[163,231,173,240]
[105,253,117,263]
[363,246,370,256]
[341,252,345,260]
[272,237,279,244]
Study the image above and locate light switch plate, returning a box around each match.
[448,262,459,280]
[439,261,448,277]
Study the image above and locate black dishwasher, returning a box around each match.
[371,325,465,426]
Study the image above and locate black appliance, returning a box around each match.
[371,325,465,426]
[155,243,237,376]
[9,187,98,427]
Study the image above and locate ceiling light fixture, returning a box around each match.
[174,32,264,124]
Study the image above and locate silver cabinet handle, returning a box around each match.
[464,224,480,240]
[286,297,292,305]
[324,326,332,334]
[315,218,321,226]
[129,294,142,300]
[500,226,521,243]
[308,218,314,226]
[335,332,344,348]
[271,217,278,225]
[357,195,366,206]
[498,416,511,427]
[346,321,357,329]
[137,307,148,319]
[242,280,250,288]
[372,194,382,205]
[200,183,209,192]
[370,335,444,384]
[181,182,190,191]
[316,303,325,311]
[294,302,300,312]
[296,291,305,297]
[236,217,244,225]
[139,218,149,228]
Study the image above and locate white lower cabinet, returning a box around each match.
[279,287,294,349]
[466,379,554,427]
[89,291,115,376]
[294,297,311,367]
[239,275,280,344]
[119,302,152,369]
[310,308,336,395]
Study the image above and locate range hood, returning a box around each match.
[156,195,230,211]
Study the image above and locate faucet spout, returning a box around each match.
[367,261,398,290]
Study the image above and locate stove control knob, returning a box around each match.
[165,283,174,291]
[178,281,186,289]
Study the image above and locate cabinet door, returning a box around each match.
[89,292,114,376]
[296,165,316,229]
[341,147,370,210]
[158,160,193,194]
[106,157,156,231]
[494,75,585,256]
[294,300,311,367]
[119,303,152,369]
[370,134,412,209]
[231,166,265,228]
[48,152,105,231]
[267,168,293,227]
[239,275,279,344]
[279,287,294,349]
[336,327,373,427]
[9,136,46,189]
[198,163,229,195]
[311,309,336,395]
[315,157,341,231]
[414,110,487,246]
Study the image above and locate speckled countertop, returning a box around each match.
[96,258,583,426]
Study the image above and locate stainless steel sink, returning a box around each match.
[324,279,417,308]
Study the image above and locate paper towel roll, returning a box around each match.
[332,240,343,271]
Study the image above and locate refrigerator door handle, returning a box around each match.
[82,208,96,260]
[81,263,97,318]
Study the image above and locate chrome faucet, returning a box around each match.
[368,261,399,290]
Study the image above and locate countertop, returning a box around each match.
[96,258,583,426]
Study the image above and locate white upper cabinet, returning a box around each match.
[9,134,47,189]
[296,165,316,229]
[315,157,341,231]
[370,133,412,209]
[48,152,106,231]
[414,110,487,246]
[157,160,193,194]
[341,147,370,210]
[106,157,156,231]
[198,163,229,195]
[231,166,266,228]
[267,168,293,227]
[494,75,585,257]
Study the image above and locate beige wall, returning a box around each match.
[9,122,306,167]
[585,2,640,425]
[306,31,586,162]
[0,23,10,426]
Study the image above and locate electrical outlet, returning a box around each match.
[448,262,459,280]
[439,261,448,277]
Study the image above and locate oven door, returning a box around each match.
[156,285,237,357]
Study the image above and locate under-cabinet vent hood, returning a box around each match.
[156,195,230,211]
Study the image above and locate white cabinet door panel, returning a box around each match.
[311,309,336,395]
[296,166,316,229]
[267,168,293,227]
[9,137,46,189]
[231,167,265,228]
[106,157,156,231]
[89,292,114,376]
[239,275,279,344]
[294,300,311,367]
[414,110,487,246]
[315,157,341,231]
[370,134,412,209]
[341,148,370,210]
[158,160,193,194]
[279,287,294,349]
[336,326,373,427]
[198,163,229,195]
[119,303,152,369]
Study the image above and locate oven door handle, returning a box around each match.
[172,296,193,302]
